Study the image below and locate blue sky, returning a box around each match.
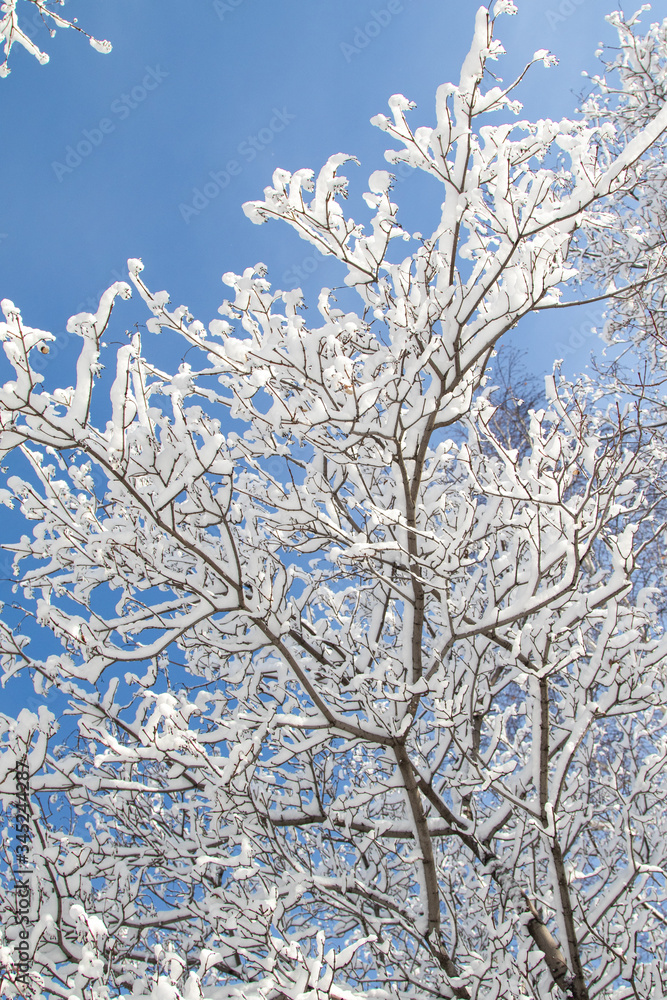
[0,0,643,714]
[1,0,635,376]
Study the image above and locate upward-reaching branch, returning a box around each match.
[1,7,667,1000]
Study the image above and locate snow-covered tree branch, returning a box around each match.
[0,0,111,77]
[0,5,666,1000]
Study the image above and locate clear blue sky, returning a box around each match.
[0,0,640,714]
